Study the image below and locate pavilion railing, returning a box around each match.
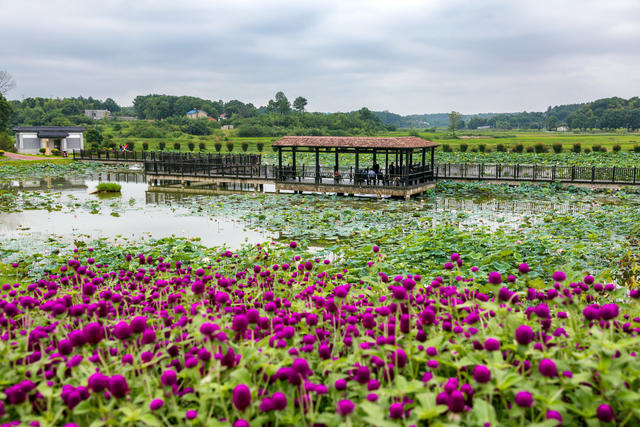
[435,163,639,184]
[144,160,275,180]
[74,150,261,165]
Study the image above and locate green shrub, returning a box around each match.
[128,141,136,151]
[572,143,581,153]
[40,148,46,154]
[512,144,524,153]
[478,144,486,153]
[226,142,234,152]
[613,144,621,153]
[526,146,534,153]
[214,143,222,152]
[584,148,591,153]
[599,146,607,153]
[552,143,563,153]
[51,148,60,156]
[592,144,601,152]
[496,144,506,152]
[142,142,149,151]
[96,182,121,193]
[199,142,206,151]
[188,142,195,151]
[534,143,547,153]
[256,142,264,152]
[158,142,166,151]
[173,142,181,150]
[459,143,468,152]
[441,144,452,152]
[241,142,249,152]
[634,145,640,153]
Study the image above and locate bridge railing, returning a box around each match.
[435,163,638,184]
[274,165,435,188]
[144,160,275,179]
[74,150,262,165]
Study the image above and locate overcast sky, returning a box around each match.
[1,0,639,114]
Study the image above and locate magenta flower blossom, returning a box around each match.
[552,271,566,282]
[518,263,530,274]
[107,375,129,398]
[488,272,502,285]
[150,399,164,411]
[373,245,380,253]
[337,399,355,416]
[473,365,491,383]
[514,391,533,408]
[484,338,500,351]
[233,384,251,411]
[161,370,177,386]
[546,410,562,424]
[538,359,558,377]
[185,410,198,420]
[515,325,534,345]
[596,404,614,422]
[289,241,297,249]
[272,392,287,410]
[389,402,404,419]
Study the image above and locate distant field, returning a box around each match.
[99,127,640,155]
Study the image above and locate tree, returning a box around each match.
[85,128,103,145]
[293,96,308,113]
[268,91,291,115]
[103,98,120,113]
[0,94,13,131]
[448,111,462,136]
[0,71,16,95]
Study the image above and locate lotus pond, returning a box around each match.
[0,162,639,426]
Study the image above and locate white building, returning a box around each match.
[186,109,208,119]
[84,109,111,120]
[556,126,569,132]
[13,126,85,155]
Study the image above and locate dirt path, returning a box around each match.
[3,152,52,160]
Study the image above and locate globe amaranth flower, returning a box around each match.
[600,303,619,320]
[484,338,500,351]
[336,399,355,416]
[488,272,502,285]
[185,410,198,420]
[514,391,533,408]
[107,375,129,398]
[552,271,566,282]
[546,410,562,424]
[473,365,491,383]
[515,325,534,345]
[389,402,404,419]
[272,392,287,411]
[232,384,251,411]
[596,404,614,422]
[538,359,558,377]
[518,263,530,274]
[150,399,164,411]
[161,370,177,386]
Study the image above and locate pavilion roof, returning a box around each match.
[272,136,439,149]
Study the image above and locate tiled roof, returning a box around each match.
[272,136,439,148]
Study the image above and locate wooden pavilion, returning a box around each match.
[272,136,439,199]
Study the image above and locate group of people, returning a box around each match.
[118,144,129,152]
[359,162,400,185]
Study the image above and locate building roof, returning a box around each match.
[272,136,439,149]
[13,126,85,133]
[38,130,69,138]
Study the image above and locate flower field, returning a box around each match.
[0,241,638,426]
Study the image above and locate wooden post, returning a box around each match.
[552,165,556,181]
[315,147,320,184]
[571,166,575,182]
[292,147,297,180]
[277,148,282,181]
[612,166,616,183]
[355,149,360,184]
[591,166,595,183]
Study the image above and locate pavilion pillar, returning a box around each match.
[277,148,282,181]
[315,147,320,184]
[385,149,389,177]
[431,147,435,172]
[335,149,339,171]
[292,147,297,182]
[355,149,360,184]
[421,148,426,167]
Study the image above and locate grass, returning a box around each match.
[96,182,122,193]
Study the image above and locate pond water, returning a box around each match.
[0,173,274,248]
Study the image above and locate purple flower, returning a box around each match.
[518,263,530,274]
[130,316,147,333]
[185,410,198,420]
[373,245,380,253]
[515,325,534,345]
[289,241,297,249]
[514,391,533,408]
[538,359,557,377]
[150,399,164,411]
[232,315,249,333]
[389,402,404,419]
[596,404,614,422]
[584,275,594,284]
[233,420,249,427]
[488,272,502,285]
[449,390,466,413]
[82,322,104,345]
[232,384,251,411]
[534,303,551,319]
[107,375,129,398]
[161,370,177,386]
[600,303,619,320]
[337,399,355,416]
[335,378,347,390]
[473,365,491,383]
[88,373,108,393]
[552,271,566,282]
[113,322,132,341]
[484,338,500,351]
[272,392,287,410]
[546,410,562,424]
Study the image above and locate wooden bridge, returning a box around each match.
[74,148,640,198]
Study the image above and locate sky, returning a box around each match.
[1,0,639,115]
